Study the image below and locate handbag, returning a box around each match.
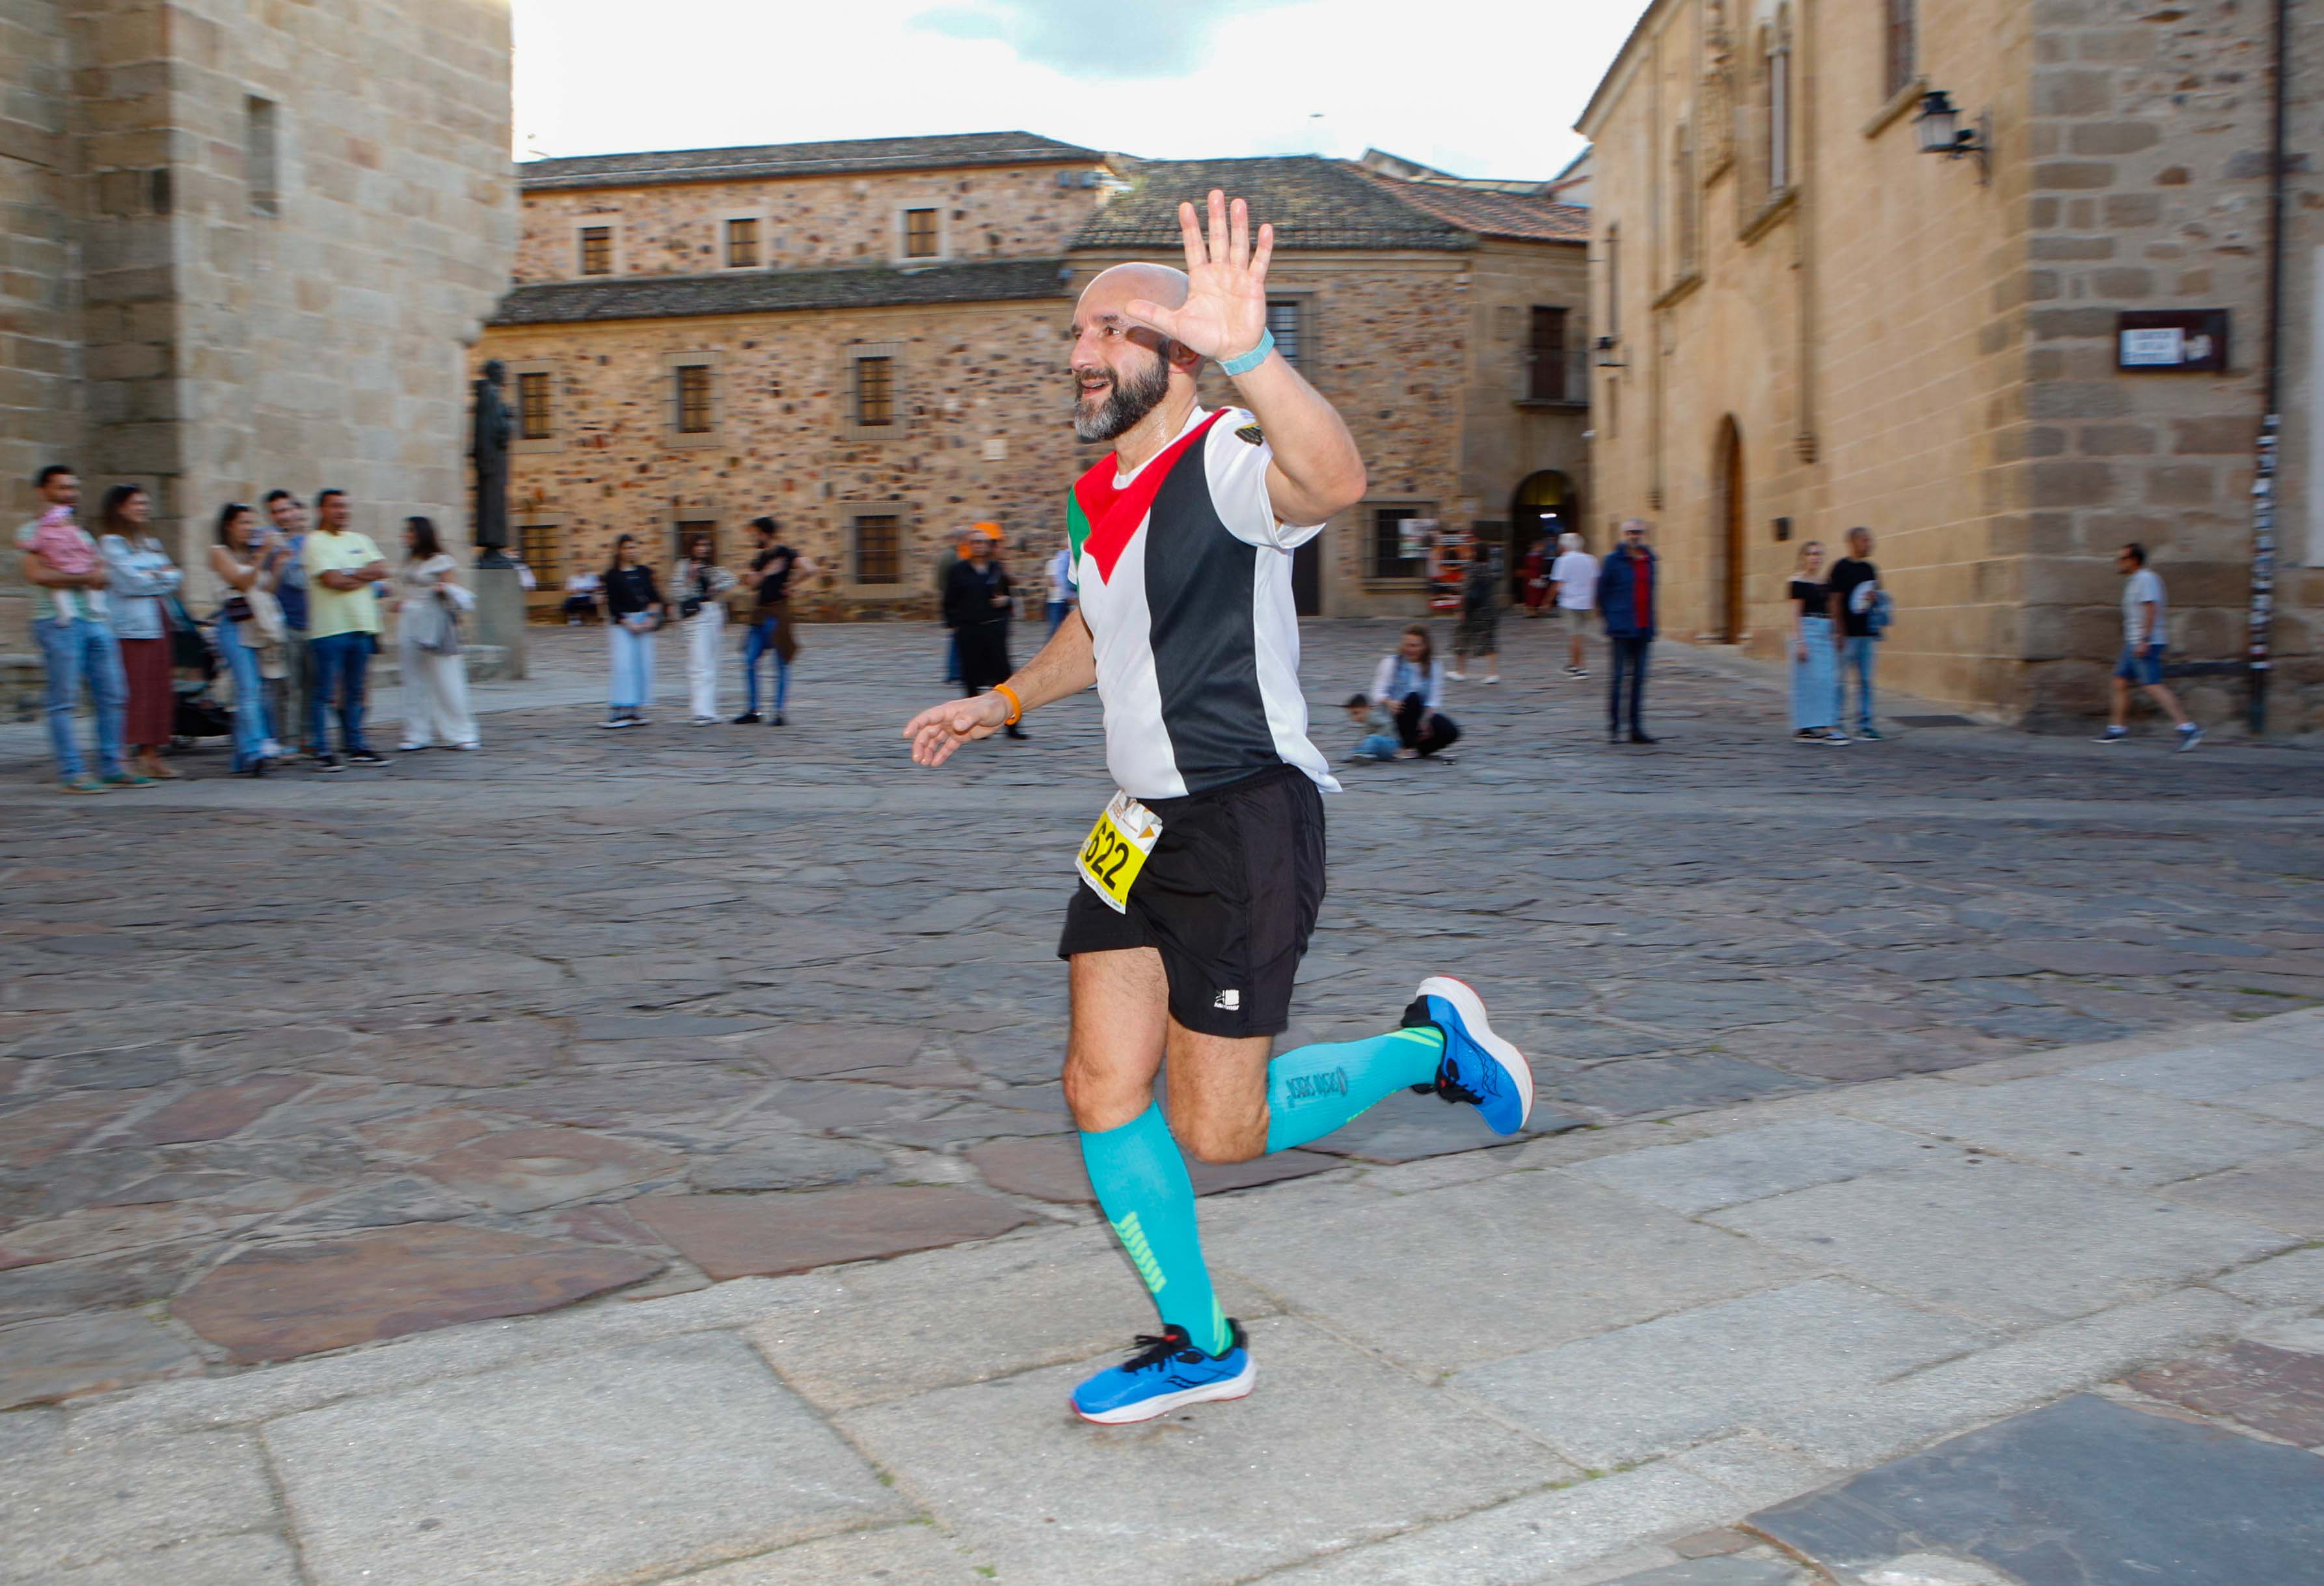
[407,595,462,655]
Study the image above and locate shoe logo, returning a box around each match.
[1282,1068,1349,1102]
[1213,989,1241,1011]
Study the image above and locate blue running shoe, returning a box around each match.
[1070,1321,1254,1425]
[1401,976,1535,1134]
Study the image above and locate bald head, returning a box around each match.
[1069,262,1198,443]
[1079,262,1189,321]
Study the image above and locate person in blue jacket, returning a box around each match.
[1596,519,1658,745]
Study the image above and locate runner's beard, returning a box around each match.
[1072,355,1172,443]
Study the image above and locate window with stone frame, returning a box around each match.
[902,208,939,259]
[579,225,614,276]
[246,96,280,218]
[517,371,552,441]
[725,216,761,268]
[675,364,714,434]
[518,522,561,579]
[851,513,902,584]
[1605,226,1621,339]
[1265,299,1306,366]
[1526,307,1571,402]
[1766,25,1793,192]
[673,519,718,566]
[1370,505,1429,580]
[1671,126,1698,277]
[1885,0,1917,100]
[855,356,895,427]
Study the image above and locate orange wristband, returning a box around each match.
[993,682,1023,726]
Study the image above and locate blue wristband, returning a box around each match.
[1219,329,1274,378]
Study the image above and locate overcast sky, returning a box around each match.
[509,0,1650,180]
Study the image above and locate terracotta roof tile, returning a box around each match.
[488,258,1072,326]
[519,132,1101,191]
[1355,173,1592,242]
[1072,156,1473,253]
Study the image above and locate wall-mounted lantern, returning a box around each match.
[1913,90,1990,185]
[1594,335,1627,370]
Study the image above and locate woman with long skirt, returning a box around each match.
[599,534,663,729]
[96,484,183,780]
[1789,540,1846,745]
[392,516,480,751]
[672,534,735,724]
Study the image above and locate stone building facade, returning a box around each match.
[477,135,1592,622]
[2,0,516,642]
[1580,0,2323,730]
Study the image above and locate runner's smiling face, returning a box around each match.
[1070,269,1190,443]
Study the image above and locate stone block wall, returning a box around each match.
[516,165,1104,284]
[2017,0,2324,731]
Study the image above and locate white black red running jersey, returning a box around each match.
[1066,405,1338,801]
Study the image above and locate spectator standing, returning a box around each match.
[671,534,736,725]
[1827,526,1885,741]
[944,525,1023,739]
[1597,519,1658,744]
[263,491,313,756]
[96,484,183,780]
[1519,534,1552,618]
[301,488,388,771]
[208,502,285,777]
[2098,543,2202,751]
[391,516,480,752]
[562,568,602,624]
[17,465,136,793]
[1370,623,1460,758]
[1451,540,1501,685]
[1551,531,1599,678]
[1788,540,1846,744]
[736,516,809,725]
[1046,532,1077,636]
[600,532,662,729]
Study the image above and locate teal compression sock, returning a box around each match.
[1079,1104,1230,1356]
[1263,1025,1446,1154]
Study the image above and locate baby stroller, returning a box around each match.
[165,594,234,745]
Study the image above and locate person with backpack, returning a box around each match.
[1827,526,1887,741]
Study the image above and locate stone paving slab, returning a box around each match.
[2126,1338,2324,1447]
[837,1313,1565,1586]
[664,1523,993,1585]
[1209,1170,1813,1374]
[1565,1117,1939,1214]
[2161,1144,2324,1236]
[0,1428,280,1579]
[1706,1159,2293,1326]
[33,1532,304,1586]
[0,1307,202,1410]
[265,1332,902,1586]
[1452,1279,1990,1468]
[1750,1394,2324,1586]
[633,1186,1041,1280]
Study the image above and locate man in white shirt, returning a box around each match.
[2098,543,2200,751]
[1550,531,1599,678]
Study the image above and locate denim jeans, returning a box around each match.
[33,617,127,780]
[1608,636,1652,733]
[307,631,373,754]
[215,613,275,770]
[1356,732,1399,760]
[1046,599,1070,636]
[1843,635,1878,732]
[741,615,789,714]
[609,621,654,710]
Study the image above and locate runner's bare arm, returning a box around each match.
[1124,190,1366,528]
[901,608,1096,768]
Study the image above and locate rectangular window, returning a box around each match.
[1528,307,1569,402]
[517,371,552,441]
[1266,299,1304,366]
[854,355,895,427]
[725,216,759,268]
[673,519,718,565]
[852,514,901,584]
[1606,228,1621,338]
[246,96,280,218]
[1371,506,1427,580]
[902,208,939,258]
[675,364,713,433]
[1886,0,1917,99]
[518,522,561,579]
[1768,45,1792,191]
[579,225,613,276]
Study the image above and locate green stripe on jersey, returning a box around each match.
[1066,488,1091,566]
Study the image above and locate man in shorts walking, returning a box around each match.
[2097,543,2201,751]
[903,191,1535,1425]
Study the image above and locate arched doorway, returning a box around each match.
[1712,419,1744,642]
[1509,470,1576,601]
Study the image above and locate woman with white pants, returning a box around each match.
[392,516,480,751]
[600,533,663,728]
[671,535,736,724]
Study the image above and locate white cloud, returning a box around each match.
[511,0,1649,180]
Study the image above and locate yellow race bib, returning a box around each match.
[1076,791,1161,914]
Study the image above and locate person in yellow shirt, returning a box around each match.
[300,489,389,771]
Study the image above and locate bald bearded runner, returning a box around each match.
[902,191,1535,1425]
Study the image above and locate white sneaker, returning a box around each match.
[398,742,428,752]
[2176,722,2204,753]
[1448,670,1467,681]
[1485,674,1500,685]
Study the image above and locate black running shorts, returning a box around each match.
[1057,764,1327,1039]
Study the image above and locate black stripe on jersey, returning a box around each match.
[1144,444,1280,793]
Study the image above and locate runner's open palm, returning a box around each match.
[1126,190,1272,362]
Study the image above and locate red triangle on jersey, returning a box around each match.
[1072,409,1227,584]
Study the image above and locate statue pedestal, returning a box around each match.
[470,566,528,680]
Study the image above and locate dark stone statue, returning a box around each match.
[472,359,513,567]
